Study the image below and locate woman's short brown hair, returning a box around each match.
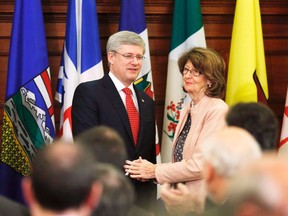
[178,47,226,99]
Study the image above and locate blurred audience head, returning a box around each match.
[92,164,134,216]
[202,126,262,204]
[75,126,152,216]
[22,139,102,216]
[229,153,288,216]
[75,125,127,170]
[226,102,279,150]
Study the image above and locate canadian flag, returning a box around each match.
[278,86,288,157]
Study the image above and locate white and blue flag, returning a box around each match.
[55,0,104,140]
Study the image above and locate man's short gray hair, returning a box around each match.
[106,30,146,54]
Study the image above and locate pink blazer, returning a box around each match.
[156,95,228,212]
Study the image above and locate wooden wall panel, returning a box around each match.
[0,0,287,145]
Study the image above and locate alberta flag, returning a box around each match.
[279,86,288,158]
[225,0,268,106]
[0,0,55,177]
[55,0,104,140]
[0,0,55,202]
[119,0,161,164]
[161,0,206,163]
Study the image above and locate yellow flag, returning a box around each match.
[226,0,268,106]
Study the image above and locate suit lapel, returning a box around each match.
[134,87,146,150]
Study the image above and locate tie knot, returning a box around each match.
[123,87,132,95]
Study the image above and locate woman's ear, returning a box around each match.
[207,81,212,88]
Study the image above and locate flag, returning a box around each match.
[161,0,206,163]
[119,0,161,164]
[279,87,288,158]
[225,0,268,106]
[55,0,104,140]
[0,0,55,202]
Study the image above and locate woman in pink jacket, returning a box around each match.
[124,47,228,214]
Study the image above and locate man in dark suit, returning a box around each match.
[72,30,156,212]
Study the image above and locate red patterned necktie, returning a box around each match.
[123,87,139,145]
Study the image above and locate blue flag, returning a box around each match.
[55,0,104,140]
[119,0,161,175]
[119,0,146,34]
[0,0,55,203]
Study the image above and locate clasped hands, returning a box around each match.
[124,157,156,181]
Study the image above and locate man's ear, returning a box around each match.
[107,51,115,65]
[85,181,103,210]
[204,162,216,184]
[22,177,34,206]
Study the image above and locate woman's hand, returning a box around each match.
[124,157,156,180]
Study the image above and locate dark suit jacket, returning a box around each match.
[0,195,30,216]
[72,74,157,210]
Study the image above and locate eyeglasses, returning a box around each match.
[112,50,145,61]
[181,67,202,77]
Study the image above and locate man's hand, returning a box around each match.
[161,183,195,216]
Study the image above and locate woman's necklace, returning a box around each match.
[190,94,205,110]
[190,100,195,110]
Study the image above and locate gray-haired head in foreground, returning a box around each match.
[202,126,262,178]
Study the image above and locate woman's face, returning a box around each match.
[182,60,209,96]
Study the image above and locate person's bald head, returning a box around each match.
[202,126,262,178]
[25,139,101,212]
[202,126,262,204]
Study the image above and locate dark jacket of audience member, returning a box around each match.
[0,195,30,216]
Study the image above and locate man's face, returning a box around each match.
[108,44,144,86]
